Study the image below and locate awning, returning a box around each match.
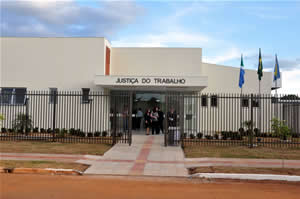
[94,75,208,91]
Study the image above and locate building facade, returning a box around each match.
[2,37,295,139]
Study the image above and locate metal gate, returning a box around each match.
[110,92,132,145]
[164,93,184,147]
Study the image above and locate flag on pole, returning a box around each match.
[239,54,245,88]
[257,48,263,81]
[273,54,280,81]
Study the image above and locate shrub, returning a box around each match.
[1,128,7,133]
[40,128,45,133]
[205,135,213,140]
[291,133,300,138]
[196,132,203,139]
[69,128,76,135]
[214,133,219,140]
[12,113,33,133]
[32,127,39,133]
[189,134,195,139]
[54,128,60,134]
[254,128,260,137]
[87,132,93,137]
[271,118,291,140]
[94,131,101,137]
[239,127,245,135]
[183,133,187,139]
[102,131,107,137]
[8,128,14,133]
[47,128,52,133]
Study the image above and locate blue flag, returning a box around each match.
[274,54,280,81]
[239,54,245,88]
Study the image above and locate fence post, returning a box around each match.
[250,94,254,148]
[112,95,117,146]
[52,91,57,142]
[164,93,168,147]
[128,91,133,146]
[180,93,184,147]
[25,97,29,136]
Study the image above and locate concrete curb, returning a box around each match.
[0,167,82,175]
[192,173,300,182]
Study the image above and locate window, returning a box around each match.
[252,99,260,107]
[0,88,27,105]
[211,95,218,107]
[242,98,249,107]
[49,88,57,104]
[201,95,207,107]
[82,88,90,103]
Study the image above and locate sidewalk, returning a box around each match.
[1,135,300,177]
[78,135,188,177]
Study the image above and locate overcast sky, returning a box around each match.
[1,0,299,94]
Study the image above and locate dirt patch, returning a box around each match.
[0,141,111,155]
[188,166,300,175]
[1,174,300,199]
[184,145,300,159]
[0,160,89,172]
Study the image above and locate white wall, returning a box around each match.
[110,47,202,76]
[202,63,273,94]
[1,37,110,90]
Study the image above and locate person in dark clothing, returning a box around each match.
[144,109,151,135]
[136,108,143,130]
[167,107,177,127]
[151,107,160,135]
[158,107,164,134]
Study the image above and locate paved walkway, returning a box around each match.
[78,135,188,177]
[2,135,300,177]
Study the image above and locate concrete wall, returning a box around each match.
[110,47,202,76]
[202,63,273,94]
[1,37,110,91]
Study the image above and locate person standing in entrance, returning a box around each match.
[158,107,164,134]
[144,109,151,135]
[151,107,160,135]
[167,107,177,127]
[136,108,143,130]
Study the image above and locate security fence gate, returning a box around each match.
[0,91,132,145]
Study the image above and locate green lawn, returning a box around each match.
[0,141,112,155]
[184,145,300,160]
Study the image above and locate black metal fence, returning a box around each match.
[163,93,300,148]
[0,91,131,145]
[1,91,299,148]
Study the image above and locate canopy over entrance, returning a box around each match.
[94,75,208,92]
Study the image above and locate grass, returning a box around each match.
[0,160,89,172]
[0,141,112,155]
[184,145,300,160]
[188,166,300,176]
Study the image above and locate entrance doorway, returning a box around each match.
[110,90,188,146]
[132,92,165,131]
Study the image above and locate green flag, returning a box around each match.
[257,48,263,81]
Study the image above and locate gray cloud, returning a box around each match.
[243,54,300,71]
[1,0,144,38]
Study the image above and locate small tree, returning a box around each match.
[271,118,291,140]
[0,114,4,129]
[12,113,33,133]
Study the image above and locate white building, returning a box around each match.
[2,37,294,138]
[1,37,275,93]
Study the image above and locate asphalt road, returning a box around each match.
[1,174,300,199]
